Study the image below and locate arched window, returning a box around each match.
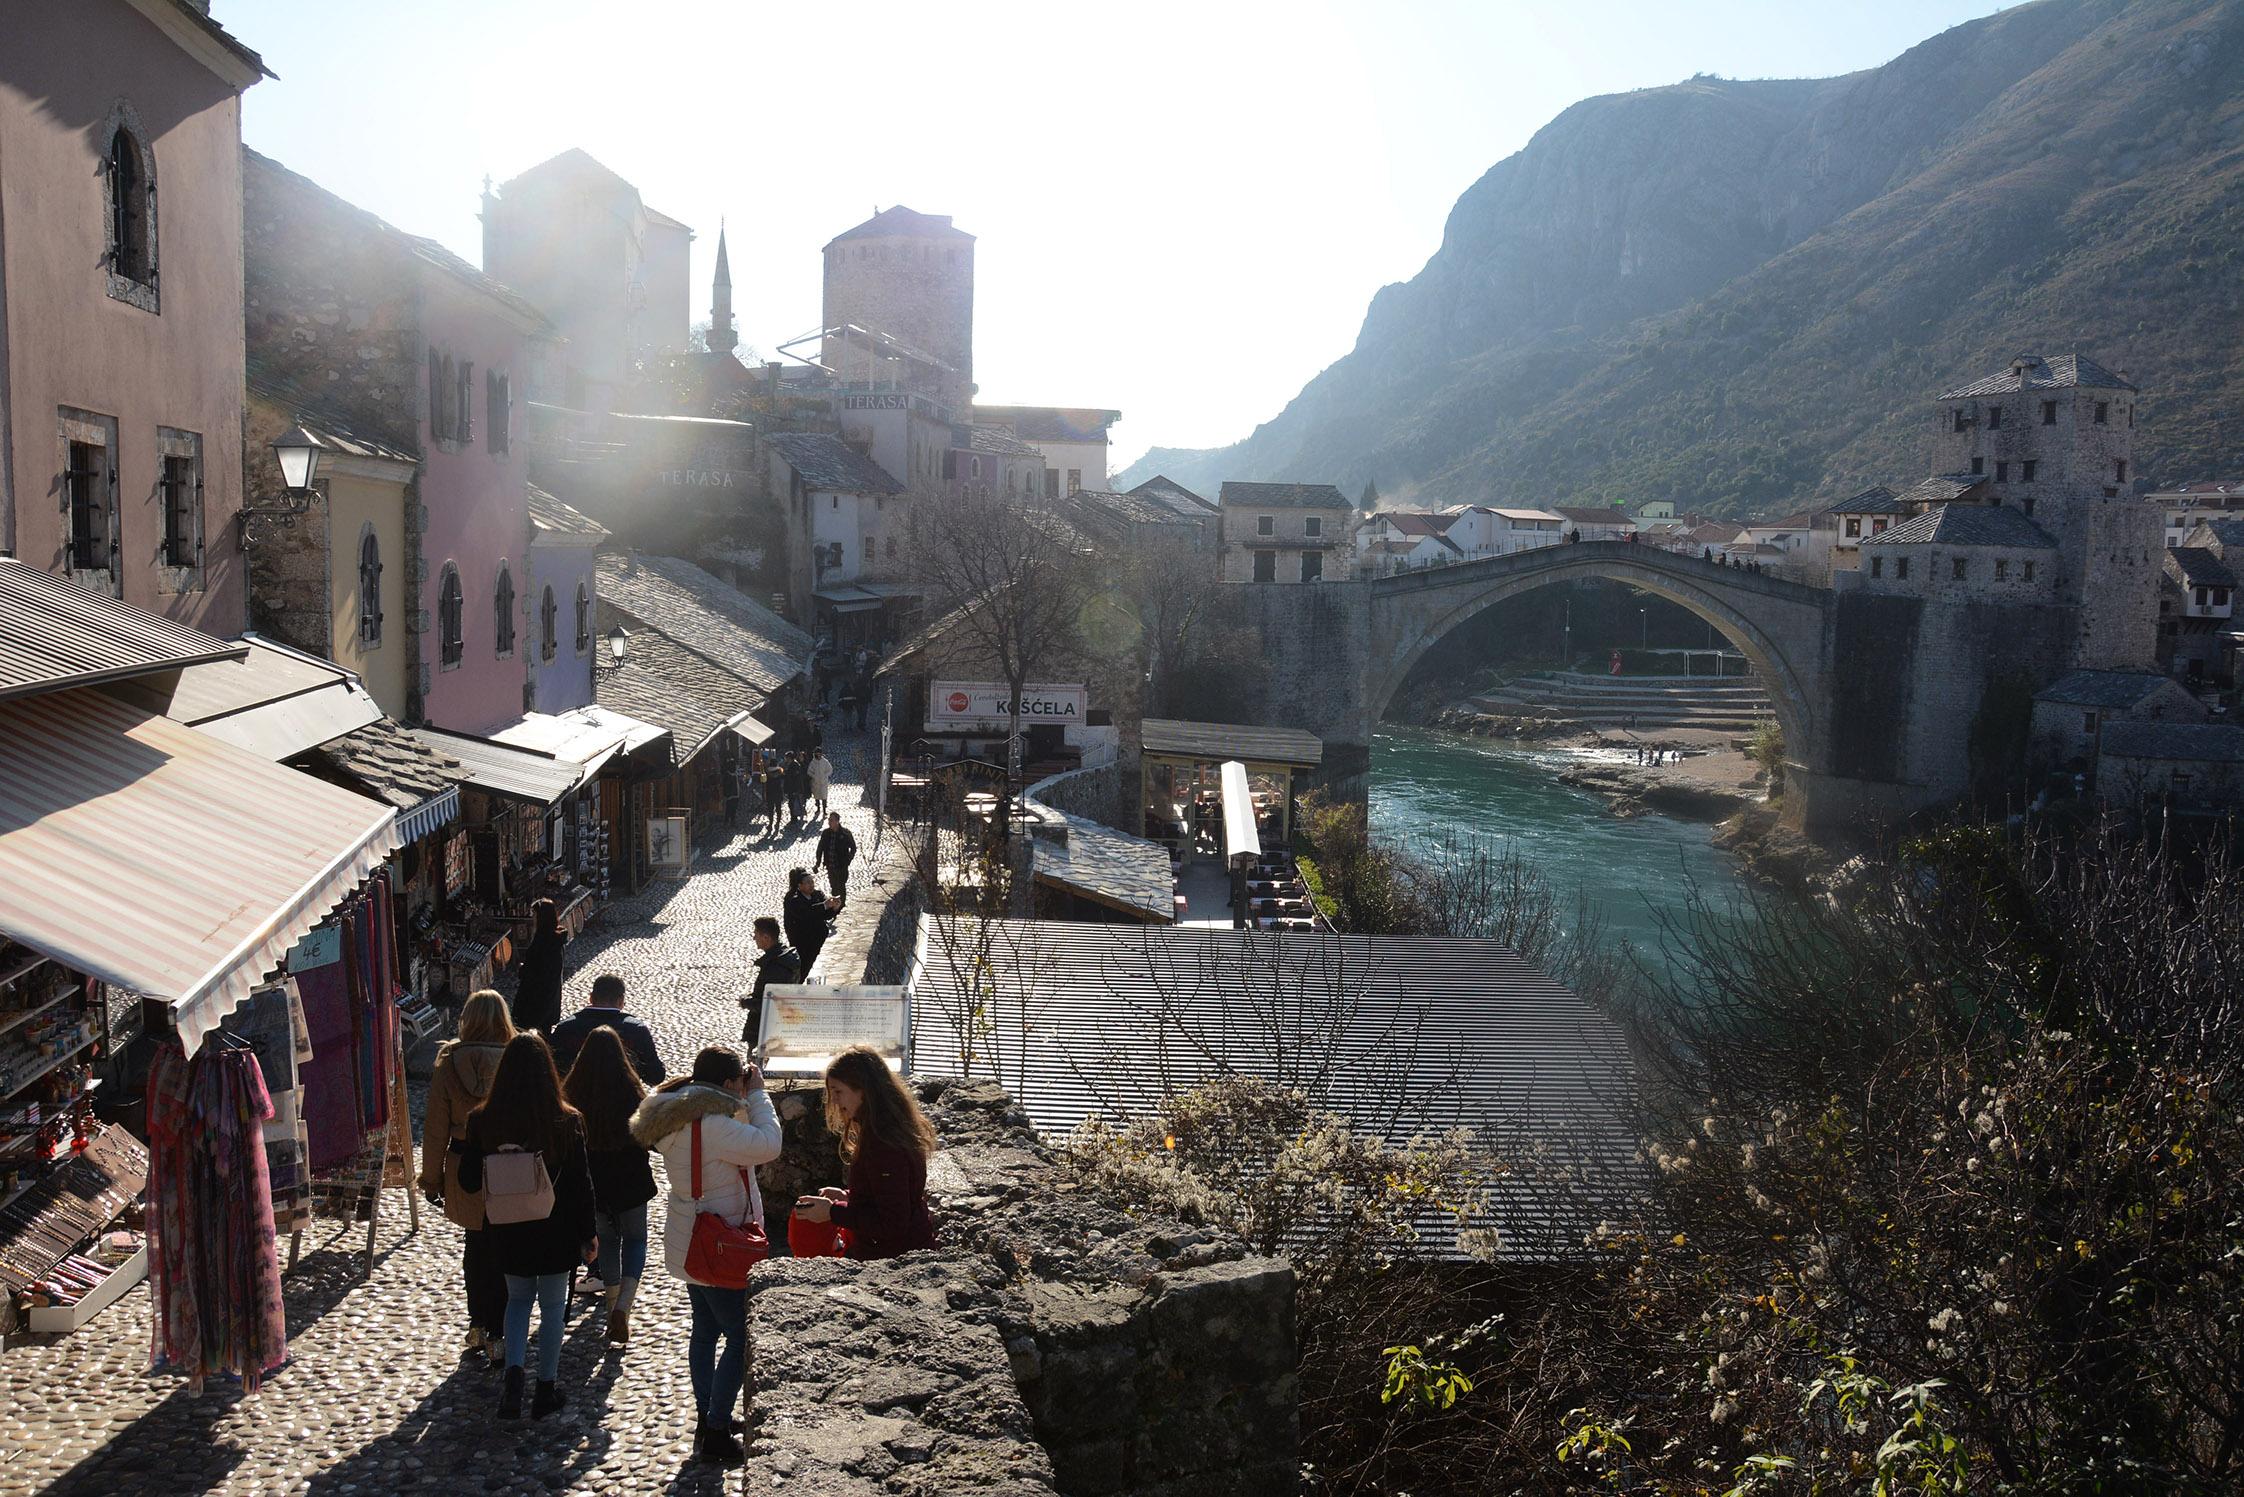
[574,581,591,653]
[102,105,157,310]
[438,565,464,667]
[493,562,516,657]
[357,530,383,645]
[539,585,557,661]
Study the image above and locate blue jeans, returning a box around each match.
[688,1283,747,1425]
[593,1203,648,1287]
[503,1271,569,1381]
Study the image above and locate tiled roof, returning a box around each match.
[1219,481,1351,510]
[163,0,272,79]
[1026,804,1177,923]
[828,206,972,245]
[967,426,1044,459]
[597,552,812,698]
[1938,353,2137,400]
[1861,503,2056,548]
[595,657,732,763]
[2033,670,2177,710]
[528,485,610,543]
[973,406,1121,444]
[1894,474,1989,509]
[2180,519,2244,551]
[1829,485,1906,516]
[1070,488,1205,529]
[1127,476,1214,517]
[2154,480,2244,499]
[297,717,466,810]
[767,432,903,496]
[2100,721,2244,765]
[2167,547,2237,589]
[0,559,243,700]
[1380,512,1458,538]
[247,375,419,463]
[1552,506,1634,525]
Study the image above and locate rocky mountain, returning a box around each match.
[1120,0,2244,517]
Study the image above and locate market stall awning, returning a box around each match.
[1220,759,1261,865]
[730,715,775,747]
[813,584,885,614]
[1142,718,1322,769]
[0,688,401,1055]
[113,634,382,761]
[412,726,583,807]
[492,706,667,779]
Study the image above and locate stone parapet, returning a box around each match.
[748,1080,1299,1495]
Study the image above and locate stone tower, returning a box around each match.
[708,222,737,355]
[820,206,974,419]
[1930,353,2160,668]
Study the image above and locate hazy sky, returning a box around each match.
[216,1,2014,467]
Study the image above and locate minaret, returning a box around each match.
[708,221,738,356]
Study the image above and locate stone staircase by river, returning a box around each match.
[1470,671,1774,733]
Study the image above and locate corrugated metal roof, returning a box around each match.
[1142,718,1323,767]
[111,636,383,760]
[0,560,244,700]
[908,920,1640,1258]
[411,726,583,806]
[0,688,400,1055]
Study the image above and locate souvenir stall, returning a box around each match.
[0,686,404,1363]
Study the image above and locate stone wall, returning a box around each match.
[1025,762,1123,830]
[1201,580,1376,800]
[748,1080,1299,1496]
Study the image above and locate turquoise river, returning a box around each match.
[1366,725,1752,973]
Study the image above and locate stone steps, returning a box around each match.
[1468,670,1774,732]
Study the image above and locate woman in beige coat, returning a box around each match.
[419,990,514,1360]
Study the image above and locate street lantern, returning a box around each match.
[271,426,322,495]
[607,625,629,666]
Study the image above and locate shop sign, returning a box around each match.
[928,681,1085,729]
[287,926,342,972]
[841,394,908,411]
[657,469,744,490]
[756,984,907,1075]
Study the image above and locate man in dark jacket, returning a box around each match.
[816,812,858,900]
[745,917,802,1044]
[782,866,838,977]
[548,974,667,1084]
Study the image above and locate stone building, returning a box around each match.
[1821,486,1905,575]
[821,206,975,419]
[2160,518,2244,686]
[1928,353,2161,668]
[2096,720,2244,811]
[480,149,692,415]
[1857,499,2058,604]
[242,149,554,733]
[0,0,268,632]
[766,431,910,641]
[1218,482,1354,583]
[2027,669,2206,779]
[972,405,1123,495]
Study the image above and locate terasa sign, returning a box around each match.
[928,681,1086,728]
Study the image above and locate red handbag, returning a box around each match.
[683,1117,768,1288]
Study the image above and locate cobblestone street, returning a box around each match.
[1,729,884,1497]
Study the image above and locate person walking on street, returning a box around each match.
[836,682,859,734]
[562,1027,656,1349]
[785,753,810,826]
[761,761,785,838]
[631,1047,783,1468]
[547,973,666,1084]
[419,990,514,1363]
[744,917,802,1045]
[454,1033,596,1422]
[510,899,569,1034]
[790,1045,938,1261]
[816,812,858,901]
[783,866,838,976]
[807,749,834,820]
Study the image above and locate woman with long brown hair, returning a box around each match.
[419,990,514,1361]
[456,1032,595,1421]
[790,1045,936,1260]
[562,1026,654,1349]
[511,899,569,1034]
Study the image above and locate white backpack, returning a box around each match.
[482,1144,555,1224]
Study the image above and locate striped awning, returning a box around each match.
[0,688,401,1055]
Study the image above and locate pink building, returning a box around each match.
[0,0,268,632]
[242,151,554,734]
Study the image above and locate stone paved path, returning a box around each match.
[1,726,883,1496]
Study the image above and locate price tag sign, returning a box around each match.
[756,985,907,1077]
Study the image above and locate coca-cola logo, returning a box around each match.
[946,691,971,714]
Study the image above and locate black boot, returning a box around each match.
[698,1423,745,1467]
[531,1379,566,1420]
[498,1366,525,1420]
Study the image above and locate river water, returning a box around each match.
[1366,725,1750,975]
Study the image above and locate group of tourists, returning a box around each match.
[1630,743,1679,766]
[746,748,834,839]
[423,973,938,1466]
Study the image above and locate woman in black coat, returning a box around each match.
[511,899,569,1034]
[457,1033,596,1421]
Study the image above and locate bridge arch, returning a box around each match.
[1365,542,1831,782]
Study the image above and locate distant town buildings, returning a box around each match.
[1218,482,1353,583]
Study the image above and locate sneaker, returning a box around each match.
[498,1366,525,1420]
[698,1425,745,1467]
[531,1379,566,1420]
[575,1275,606,1297]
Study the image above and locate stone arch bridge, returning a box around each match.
[1214,539,2072,841]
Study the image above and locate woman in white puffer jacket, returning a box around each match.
[629,1045,782,1468]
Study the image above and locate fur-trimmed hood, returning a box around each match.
[629,1082,742,1148]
